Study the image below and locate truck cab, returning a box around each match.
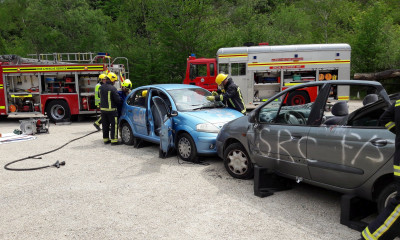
[183,55,218,92]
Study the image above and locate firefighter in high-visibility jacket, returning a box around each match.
[99,72,121,145]
[206,73,246,115]
[93,73,107,131]
[361,99,400,240]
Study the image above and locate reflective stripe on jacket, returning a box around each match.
[99,83,120,111]
[95,83,101,107]
[215,78,246,114]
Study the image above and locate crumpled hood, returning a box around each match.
[183,108,243,126]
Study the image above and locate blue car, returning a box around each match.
[119,84,244,161]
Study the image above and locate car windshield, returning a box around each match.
[168,88,225,111]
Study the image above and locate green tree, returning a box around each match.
[351,2,399,73]
[0,0,29,55]
[23,0,110,54]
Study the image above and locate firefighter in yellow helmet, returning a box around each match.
[117,79,132,118]
[99,72,121,145]
[93,73,107,131]
[206,73,246,114]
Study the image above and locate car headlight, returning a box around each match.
[196,123,220,133]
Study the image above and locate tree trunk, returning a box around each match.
[354,69,400,80]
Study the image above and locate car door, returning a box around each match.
[125,88,149,136]
[152,96,174,155]
[307,84,395,188]
[248,92,312,179]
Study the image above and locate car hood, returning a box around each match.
[184,108,243,126]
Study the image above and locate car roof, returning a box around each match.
[136,84,203,91]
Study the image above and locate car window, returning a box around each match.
[150,89,172,114]
[259,91,313,125]
[168,88,224,111]
[322,84,386,128]
[127,89,147,107]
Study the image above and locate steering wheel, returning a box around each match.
[284,111,306,125]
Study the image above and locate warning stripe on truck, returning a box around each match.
[338,96,350,101]
[219,54,248,58]
[248,59,350,67]
[2,65,104,73]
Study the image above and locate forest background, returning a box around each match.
[1,0,399,90]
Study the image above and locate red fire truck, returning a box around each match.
[183,43,351,109]
[0,53,128,122]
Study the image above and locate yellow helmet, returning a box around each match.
[107,72,118,82]
[142,90,148,97]
[216,73,228,85]
[98,74,107,82]
[122,79,132,89]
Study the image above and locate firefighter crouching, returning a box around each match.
[206,73,246,115]
[99,72,121,145]
[93,73,107,131]
[361,99,400,240]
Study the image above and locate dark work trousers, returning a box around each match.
[101,110,118,143]
[362,174,400,240]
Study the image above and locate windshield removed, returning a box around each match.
[168,88,224,111]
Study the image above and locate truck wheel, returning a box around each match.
[224,142,254,179]
[287,91,310,106]
[177,133,197,162]
[377,183,397,213]
[46,100,71,122]
[121,122,134,145]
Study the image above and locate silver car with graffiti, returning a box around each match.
[217,80,398,211]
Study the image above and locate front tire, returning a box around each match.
[224,142,254,179]
[46,100,71,122]
[377,183,397,213]
[177,133,197,162]
[121,122,134,145]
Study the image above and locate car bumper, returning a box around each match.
[216,139,224,159]
[194,133,218,155]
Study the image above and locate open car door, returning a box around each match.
[152,96,174,158]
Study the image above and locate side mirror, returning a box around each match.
[169,110,178,117]
[248,110,256,123]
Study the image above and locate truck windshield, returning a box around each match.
[168,88,224,111]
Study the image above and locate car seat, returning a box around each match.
[363,94,379,106]
[151,96,168,136]
[324,101,348,125]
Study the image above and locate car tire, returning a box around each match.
[287,91,310,106]
[177,132,197,162]
[46,100,71,122]
[377,183,397,214]
[121,122,134,145]
[224,142,254,179]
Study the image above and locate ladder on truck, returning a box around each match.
[25,53,129,78]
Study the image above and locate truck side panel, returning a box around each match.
[0,65,6,116]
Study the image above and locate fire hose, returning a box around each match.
[4,130,98,171]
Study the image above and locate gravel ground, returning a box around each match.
[0,117,362,240]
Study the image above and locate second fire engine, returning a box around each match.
[184,43,351,109]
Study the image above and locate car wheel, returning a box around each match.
[377,183,397,213]
[46,100,71,122]
[224,142,254,179]
[121,123,134,145]
[177,133,197,162]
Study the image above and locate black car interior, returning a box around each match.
[323,101,349,125]
[150,90,172,136]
